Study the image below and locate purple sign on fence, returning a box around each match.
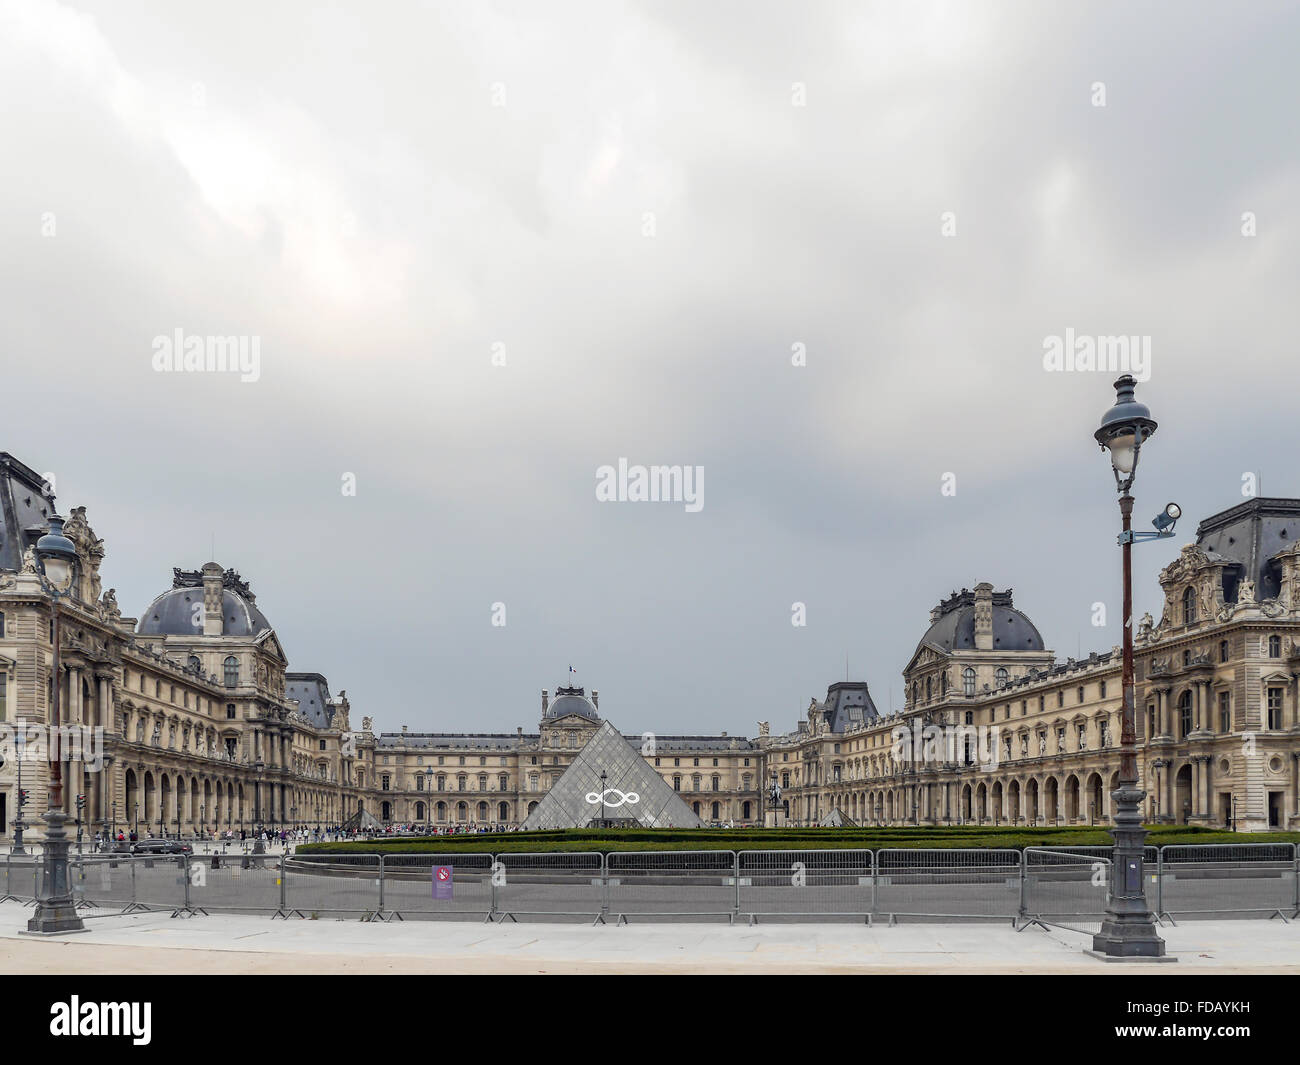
[433,865,453,900]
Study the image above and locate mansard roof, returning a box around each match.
[0,452,57,573]
[1196,497,1300,602]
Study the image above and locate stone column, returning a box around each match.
[66,665,82,818]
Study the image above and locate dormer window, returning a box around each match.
[995,668,1008,689]
[1182,587,1197,626]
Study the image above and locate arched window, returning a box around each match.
[223,656,239,688]
[497,801,509,821]
[477,801,488,822]
[188,655,201,673]
[711,801,720,820]
[995,668,1008,689]
[963,668,976,696]
[925,677,932,701]
[1182,587,1196,625]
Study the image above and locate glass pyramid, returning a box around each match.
[521,720,704,829]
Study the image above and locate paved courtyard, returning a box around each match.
[2,901,1297,974]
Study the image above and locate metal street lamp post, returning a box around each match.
[1091,374,1175,959]
[599,770,607,826]
[27,515,86,934]
[253,760,266,855]
[11,729,28,855]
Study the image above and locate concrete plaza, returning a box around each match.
[2,901,1297,974]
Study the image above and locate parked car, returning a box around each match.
[131,838,192,856]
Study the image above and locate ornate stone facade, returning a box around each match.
[764,500,1300,834]
[2,448,1296,839]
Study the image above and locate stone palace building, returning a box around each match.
[1,448,1297,838]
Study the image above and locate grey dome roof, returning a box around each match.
[918,590,1044,654]
[138,585,272,637]
[546,689,599,720]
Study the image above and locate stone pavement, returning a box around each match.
[2,902,1296,974]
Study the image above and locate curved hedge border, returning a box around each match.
[297,824,1300,855]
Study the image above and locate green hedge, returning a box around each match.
[297,824,1300,855]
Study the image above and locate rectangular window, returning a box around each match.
[1267,687,1284,730]
[1218,692,1230,733]
[0,673,6,722]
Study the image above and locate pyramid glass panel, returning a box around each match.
[521,720,704,829]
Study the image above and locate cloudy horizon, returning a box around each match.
[3,0,1298,737]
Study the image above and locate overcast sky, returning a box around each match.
[3,0,1298,737]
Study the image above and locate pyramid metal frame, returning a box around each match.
[520,719,704,830]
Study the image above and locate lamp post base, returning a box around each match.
[1092,915,1168,958]
[27,809,86,935]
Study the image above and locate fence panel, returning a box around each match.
[1,855,40,903]
[1023,849,1111,934]
[876,849,1021,919]
[607,850,736,921]
[283,854,382,918]
[1036,845,1159,910]
[380,853,495,919]
[738,849,874,920]
[186,852,281,914]
[68,856,146,916]
[1159,843,1298,919]
[495,852,604,920]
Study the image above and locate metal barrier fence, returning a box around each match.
[1034,844,1160,912]
[1158,843,1298,921]
[379,853,495,920]
[282,854,382,919]
[3,845,1298,924]
[1,855,39,906]
[607,851,737,923]
[497,851,604,921]
[876,848,1022,920]
[1022,849,1112,934]
[738,849,874,922]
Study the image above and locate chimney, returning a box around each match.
[402,724,408,733]
[201,562,224,636]
[591,689,599,708]
[541,689,549,714]
[973,582,994,651]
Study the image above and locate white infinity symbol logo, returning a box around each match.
[585,788,640,807]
